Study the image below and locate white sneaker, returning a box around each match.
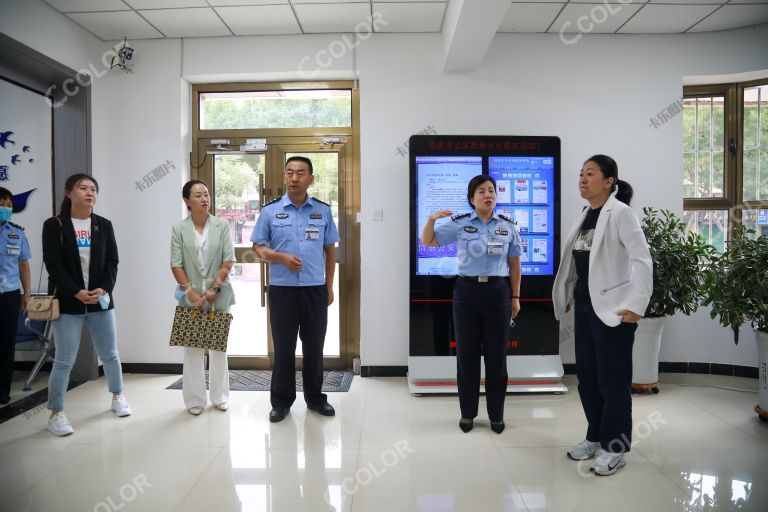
[215,402,229,411]
[48,412,74,437]
[590,449,627,476]
[111,395,133,417]
[567,439,600,461]
[187,406,203,415]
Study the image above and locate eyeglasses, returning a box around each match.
[284,171,308,179]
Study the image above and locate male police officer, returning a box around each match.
[0,187,32,404]
[251,156,339,422]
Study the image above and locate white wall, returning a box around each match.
[3,0,767,367]
[0,0,101,74]
[355,28,768,367]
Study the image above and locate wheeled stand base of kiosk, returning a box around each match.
[408,355,568,395]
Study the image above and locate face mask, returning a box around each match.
[175,287,187,302]
[98,292,111,310]
[0,207,11,223]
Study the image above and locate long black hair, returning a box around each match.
[60,173,99,214]
[466,174,497,209]
[585,154,633,205]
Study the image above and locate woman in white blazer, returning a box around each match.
[170,180,236,415]
[552,155,652,476]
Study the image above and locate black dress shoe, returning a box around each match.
[0,396,10,405]
[269,407,290,423]
[459,418,473,433]
[490,421,505,434]
[307,402,335,416]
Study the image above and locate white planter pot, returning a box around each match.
[632,317,665,387]
[755,329,768,415]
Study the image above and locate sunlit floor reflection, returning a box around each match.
[1,373,767,511]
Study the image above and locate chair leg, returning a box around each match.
[24,342,50,391]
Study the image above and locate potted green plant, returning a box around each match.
[634,208,714,393]
[702,224,768,421]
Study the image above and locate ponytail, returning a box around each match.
[615,179,633,205]
[584,154,633,205]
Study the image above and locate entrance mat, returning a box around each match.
[166,370,354,392]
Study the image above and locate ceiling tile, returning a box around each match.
[292,0,370,3]
[215,5,302,35]
[139,8,231,38]
[649,0,723,4]
[373,2,446,32]
[66,11,165,40]
[617,4,719,33]
[124,0,207,9]
[207,0,288,4]
[688,4,768,32]
[293,3,373,33]
[43,0,129,12]
[550,2,642,33]
[498,3,563,32]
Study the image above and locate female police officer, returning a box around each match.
[421,175,522,434]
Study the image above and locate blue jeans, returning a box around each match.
[48,310,124,411]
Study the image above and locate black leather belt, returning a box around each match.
[459,275,506,283]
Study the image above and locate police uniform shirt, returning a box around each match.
[0,221,31,293]
[251,195,340,286]
[434,211,522,277]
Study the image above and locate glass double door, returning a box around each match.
[201,137,351,370]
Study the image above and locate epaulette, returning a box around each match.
[451,212,471,221]
[8,221,24,230]
[312,197,331,207]
[498,214,517,225]
[262,197,281,208]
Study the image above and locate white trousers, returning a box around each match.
[182,348,229,408]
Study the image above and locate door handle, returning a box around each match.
[258,172,267,308]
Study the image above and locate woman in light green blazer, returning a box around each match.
[170,180,236,415]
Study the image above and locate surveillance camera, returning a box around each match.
[118,45,134,61]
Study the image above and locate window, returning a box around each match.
[683,79,768,245]
[199,89,352,130]
[743,84,768,202]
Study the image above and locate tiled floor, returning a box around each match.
[0,373,766,511]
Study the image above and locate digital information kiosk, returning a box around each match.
[408,135,567,394]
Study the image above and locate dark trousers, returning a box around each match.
[268,285,328,409]
[574,300,636,453]
[452,278,511,422]
[0,290,21,400]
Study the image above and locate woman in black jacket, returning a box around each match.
[42,174,132,437]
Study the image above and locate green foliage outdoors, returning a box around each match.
[203,98,351,130]
[214,154,262,210]
[702,224,768,344]
[642,208,714,318]
[684,100,768,201]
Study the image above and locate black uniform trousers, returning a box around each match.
[452,277,511,422]
[268,285,329,409]
[0,289,21,400]
[574,300,636,453]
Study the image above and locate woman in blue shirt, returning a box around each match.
[421,175,522,434]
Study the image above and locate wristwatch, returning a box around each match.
[213,286,221,294]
